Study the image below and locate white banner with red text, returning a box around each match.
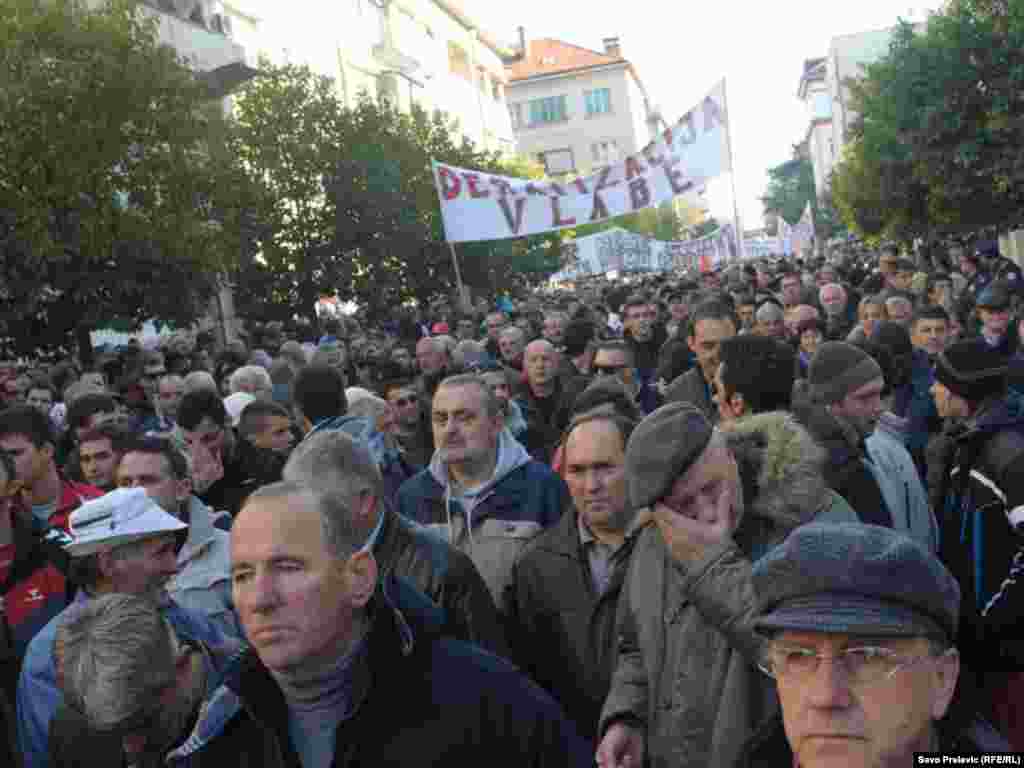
[433,80,731,243]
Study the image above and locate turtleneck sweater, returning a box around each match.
[275,620,372,768]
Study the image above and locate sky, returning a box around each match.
[472,0,938,232]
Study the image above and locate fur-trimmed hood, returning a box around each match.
[720,410,831,530]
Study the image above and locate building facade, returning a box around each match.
[797,57,834,198]
[223,0,515,153]
[504,34,656,177]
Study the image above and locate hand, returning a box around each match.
[653,476,740,566]
[190,440,224,494]
[596,721,644,768]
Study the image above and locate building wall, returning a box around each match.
[807,120,834,197]
[506,64,648,176]
[828,26,898,154]
[222,0,514,153]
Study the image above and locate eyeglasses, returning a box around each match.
[759,643,949,687]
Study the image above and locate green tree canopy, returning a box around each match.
[0,0,247,360]
[832,3,1024,241]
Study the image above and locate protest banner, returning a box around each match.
[548,224,737,282]
[434,80,732,243]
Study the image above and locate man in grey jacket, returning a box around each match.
[596,404,857,768]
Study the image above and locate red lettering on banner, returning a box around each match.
[642,143,663,168]
[498,196,528,235]
[625,155,646,181]
[595,166,619,191]
[526,183,548,196]
[438,167,462,200]
[574,177,590,194]
[590,192,609,221]
[490,178,513,196]
[550,197,576,227]
[629,178,651,210]
[462,173,490,199]
[663,156,693,196]
[548,182,568,197]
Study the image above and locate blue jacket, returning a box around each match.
[17,591,240,768]
[396,432,569,605]
[891,349,940,472]
[165,576,592,768]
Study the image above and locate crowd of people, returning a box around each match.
[0,236,1022,767]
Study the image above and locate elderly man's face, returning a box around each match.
[771,631,957,768]
[232,492,374,675]
[820,286,847,317]
[757,314,786,340]
[564,419,630,535]
[415,340,447,376]
[525,342,559,391]
[432,383,501,467]
[107,534,181,598]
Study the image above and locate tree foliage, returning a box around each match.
[832,3,1024,241]
[761,155,816,227]
[0,0,246,358]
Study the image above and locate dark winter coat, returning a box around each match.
[374,506,508,657]
[663,366,716,422]
[162,577,593,768]
[504,506,640,743]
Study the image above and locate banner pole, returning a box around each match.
[449,241,468,311]
[722,77,744,262]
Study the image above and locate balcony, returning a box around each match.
[136,0,248,73]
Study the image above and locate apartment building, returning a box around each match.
[504,32,657,176]
[223,0,515,153]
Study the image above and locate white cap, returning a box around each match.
[344,387,373,407]
[66,487,187,557]
[223,392,256,427]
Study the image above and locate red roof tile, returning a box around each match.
[505,38,626,82]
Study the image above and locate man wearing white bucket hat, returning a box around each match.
[17,488,238,768]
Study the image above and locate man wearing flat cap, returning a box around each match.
[974,279,1018,357]
[928,340,1024,673]
[736,523,1010,767]
[17,488,238,768]
[596,403,858,768]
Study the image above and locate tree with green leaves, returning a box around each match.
[231,64,563,324]
[0,0,247,361]
[762,153,843,242]
[832,3,1024,241]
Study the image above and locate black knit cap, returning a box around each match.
[934,339,1007,403]
[808,342,884,404]
[562,319,595,357]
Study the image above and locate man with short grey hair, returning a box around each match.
[736,523,1009,767]
[17,488,237,768]
[754,302,786,340]
[202,481,591,766]
[284,430,507,655]
[50,594,217,767]
[819,282,855,340]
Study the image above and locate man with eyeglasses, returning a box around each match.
[592,341,659,415]
[737,522,1010,767]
